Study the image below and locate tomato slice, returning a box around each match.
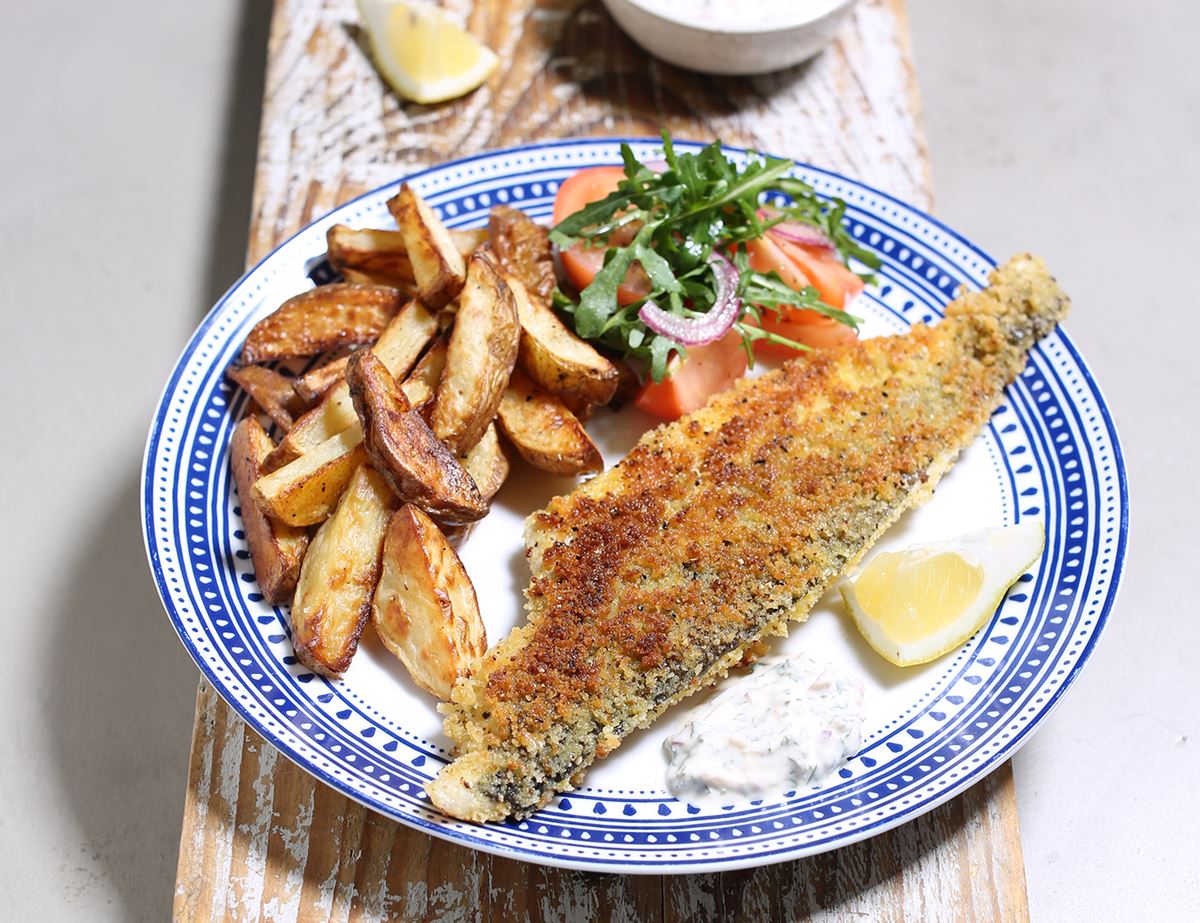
[751,312,859,357]
[745,232,865,313]
[745,234,812,298]
[634,329,748,421]
[740,227,861,357]
[559,242,652,305]
[742,233,860,356]
[552,166,627,226]
[771,236,864,310]
[553,166,651,304]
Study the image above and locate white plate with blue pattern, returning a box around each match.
[143,139,1128,873]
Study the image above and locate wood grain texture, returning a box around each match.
[249,0,931,259]
[174,1,1028,919]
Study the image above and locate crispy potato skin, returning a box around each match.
[506,275,619,408]
[327,224,485,289]
[292,356,350,404]
[496,370,603,476]
[400,335,448,410]
[226,365,309,432]
[326,225,415,283]
[431,251,520,454]
[371,505,486,699]
[265,300,437,470]
[459,422,509,502]
[347,351,487,525]
[229,418,309,604]
[291,465,396,677]
[389,184,466,310]
[240,284,404,365]
[606,359,642,411]
[488,205,556,305]
[339,267,415,292]
[486,208,616,405]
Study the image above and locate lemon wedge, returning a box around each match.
[358,0,498,105]
[840,521,1045,667]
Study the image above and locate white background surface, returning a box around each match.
[0,1,1195,919]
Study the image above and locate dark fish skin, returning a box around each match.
[427,254,1070,822]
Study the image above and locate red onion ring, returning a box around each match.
[757,208,835,252]
[638,252,741,347]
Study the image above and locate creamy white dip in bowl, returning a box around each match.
[601,0,858,75]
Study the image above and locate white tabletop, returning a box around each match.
[0,0,1195,918]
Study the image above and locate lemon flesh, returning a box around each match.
[840,521,1045,667]
[358,0,499,105]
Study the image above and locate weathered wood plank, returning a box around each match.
[173,1,1029,920]
[487,859,664,923]
[249,0,932,262]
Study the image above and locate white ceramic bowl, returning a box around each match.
[601,0,857,75]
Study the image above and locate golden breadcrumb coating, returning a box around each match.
[428,254,1069,822]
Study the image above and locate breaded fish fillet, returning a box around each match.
[428,254,1069,822]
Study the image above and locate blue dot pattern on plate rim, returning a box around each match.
[142,138,1128,874]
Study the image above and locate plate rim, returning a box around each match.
[142,136,1129,874]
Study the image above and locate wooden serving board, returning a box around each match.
[173,1,1030,919]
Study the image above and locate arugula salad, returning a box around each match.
[547,134,878,418]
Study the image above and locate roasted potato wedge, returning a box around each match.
[265,299,437,469]
[431,251,519,453]
[460,421,509,503]
[560,394,595,422]
[449,227,489,259]
[371,504,486,699]
[226,365,309,432]
[229,417,309,604]
[326,225,415,283]
[607,358,642,411]
[240,283,404,365]
[339,267,415,292]
[488,204,556,305]
[266,387,357,472]
[291,464,396,676]
[400,335,448,409]
[388,184,466,310]
[496,370,603,476]
[347,351,487,524]
[506,274,619,407]
[292,356,350,403]
[254,426,368,526]
[329,224,485,282]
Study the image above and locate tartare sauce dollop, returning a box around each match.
[664,654,865,805]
